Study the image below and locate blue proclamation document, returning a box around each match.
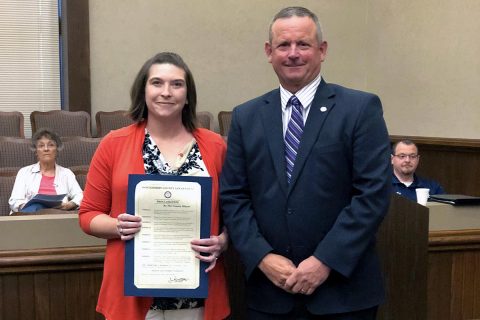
[125,174,212,298]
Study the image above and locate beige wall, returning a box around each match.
[366,0,480,139]
[89,0,480,138]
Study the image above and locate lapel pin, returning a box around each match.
[320,106,327,112]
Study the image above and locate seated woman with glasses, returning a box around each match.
[391,139,445,201]
[8,128,83,214]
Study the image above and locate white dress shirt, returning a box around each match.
[280,73,322,137]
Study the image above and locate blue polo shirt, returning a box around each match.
[391,174,445,202]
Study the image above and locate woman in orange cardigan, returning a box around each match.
[79,52,230,320]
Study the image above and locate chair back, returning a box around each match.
[197,111,214,131]
[218,111,232,137]
[56,137,101,168]
[0,137,35,168]
[70,165,89,190]
[0,111,25,138]
[30,110,92,137]
[95,110,134,137]
[0,168,19,216]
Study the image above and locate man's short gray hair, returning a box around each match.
[268,6,324,44]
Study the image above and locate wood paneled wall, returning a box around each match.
[1,231,479,319]
[428,230,480,320]
[390,136,480,196]
[0,246,104,320]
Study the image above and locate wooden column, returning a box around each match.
[61,0,91,113]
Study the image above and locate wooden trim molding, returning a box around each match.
[390,135,480,149]
[0,246,105,274]
[429,229,480,251]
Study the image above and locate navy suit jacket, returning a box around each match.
[220,79,392,315]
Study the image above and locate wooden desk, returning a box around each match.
[0,213,104,251]
[427,201,480,231]
[0,214,105,319]
[2,200,479,319]
[426,202,480,319]
[10,208,78,216]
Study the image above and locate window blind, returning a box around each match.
[0,0,61,138]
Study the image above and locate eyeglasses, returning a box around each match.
[36,142,57,150]
[393,154,419,160]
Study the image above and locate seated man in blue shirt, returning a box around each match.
[391,139,445,201]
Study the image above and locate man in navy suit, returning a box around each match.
[220,6,391,319]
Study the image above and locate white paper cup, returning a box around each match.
[415,188,430,206]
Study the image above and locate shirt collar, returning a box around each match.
[392,172,419,186]
[32,162,41,173]
[280,73,322,111]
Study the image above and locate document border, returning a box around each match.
[124,174,212,298]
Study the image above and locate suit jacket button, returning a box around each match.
[287,209,293,215]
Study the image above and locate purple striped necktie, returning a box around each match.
[284,95,304,183]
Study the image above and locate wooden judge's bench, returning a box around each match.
[426,201,480,320]
[0,197,479,319]
[0,212,105,320]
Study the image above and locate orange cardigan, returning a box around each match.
[79,122,230,320]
